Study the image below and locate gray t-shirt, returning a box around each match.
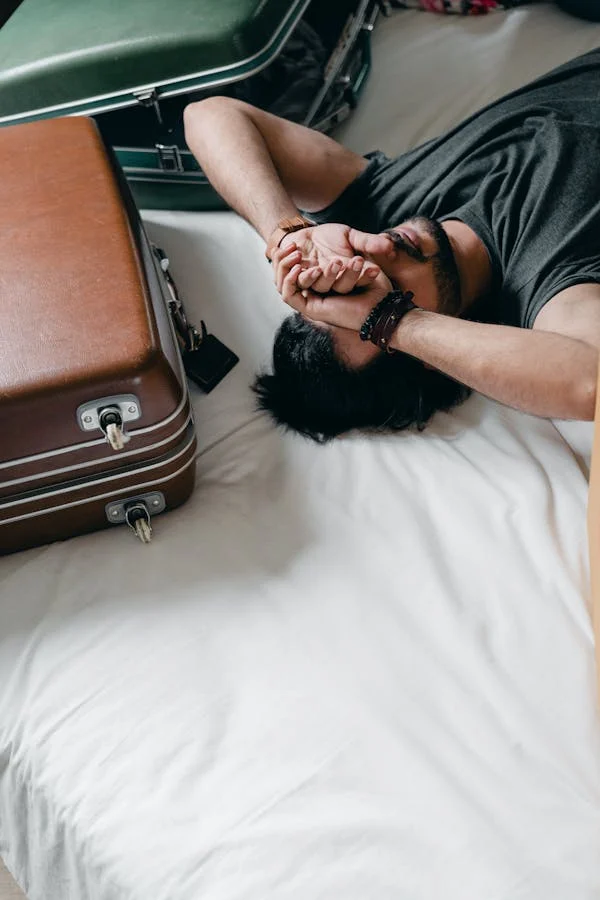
[312,49,600,328]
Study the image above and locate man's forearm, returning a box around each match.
[184,99,298,241]
[392,311,598,420]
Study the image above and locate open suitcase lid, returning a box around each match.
[0,0,310,124]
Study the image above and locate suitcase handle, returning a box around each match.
[152,244,239,393]
[153,245,202,354]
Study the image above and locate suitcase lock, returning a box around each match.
[99,408,128,451]
[124,502,152,544]
[105,492,166,544]
[77,395,141,450]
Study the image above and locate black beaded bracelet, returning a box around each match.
[359,290,415,352]
[359,295,395,343]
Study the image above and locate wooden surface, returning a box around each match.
[0,859,25,900]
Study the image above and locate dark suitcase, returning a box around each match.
[0,0,380,211]
[0,116,218,554]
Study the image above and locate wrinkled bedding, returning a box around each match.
[1,4,600,899]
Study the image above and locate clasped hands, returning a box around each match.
[271,222,396,333]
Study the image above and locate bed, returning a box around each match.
[2,3,600,899]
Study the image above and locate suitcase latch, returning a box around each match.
[105,492,166,544]
[156,144,184,173]
[133,87,164,126]
[77,395,141,451]
[153,246,239,392]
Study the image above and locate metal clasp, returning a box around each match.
[156,144,184,173]
[125,502,152,544]
[77,395,141,449]
[105,492,166,544]
[133,87,164,125]
[98,407,128,451]
[152,246,203,353]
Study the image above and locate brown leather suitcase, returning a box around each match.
[0,116,201,554]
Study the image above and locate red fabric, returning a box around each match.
[400,0,525,14]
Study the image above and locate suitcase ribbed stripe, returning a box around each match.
[0,412,193,493]
[0,428,196,524]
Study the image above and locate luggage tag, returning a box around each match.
[154,246,239,393]
[183,321,239,394]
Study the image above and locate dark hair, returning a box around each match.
[253,314,470,442]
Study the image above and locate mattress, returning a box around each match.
[2,3,600,899]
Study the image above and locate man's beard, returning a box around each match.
[385,217,462,315]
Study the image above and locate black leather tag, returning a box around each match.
[183,332,239,394]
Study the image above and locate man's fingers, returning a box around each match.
[331,256,364,294]
[356,263,381,288]
[296,266,323,290]
[311,259,345,293]
[274,246,302,293]
[271,242,297,269]
[348,228,396,260]
[281,263,305,307]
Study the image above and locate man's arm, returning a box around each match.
[390,311,598,420]
[276,247,600,421]
[183,97,366,241]
[391,282,600,420]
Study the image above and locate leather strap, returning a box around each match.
[360,290,416,353]
[265,215,313,260]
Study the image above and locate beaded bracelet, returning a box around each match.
[359,290,415,352]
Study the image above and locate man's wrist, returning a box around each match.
[265,215,314,260]
[388,307,429,353]
[278,226,311,252]
[360,290,416,353]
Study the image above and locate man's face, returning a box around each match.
[384,217,461,314]
[331,216,461,368]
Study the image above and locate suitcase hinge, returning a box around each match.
[133,87,164,126]
[153,247,202,353]
[156,144,184,173]
[153,245,239,393]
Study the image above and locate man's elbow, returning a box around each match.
[183,96,247,137]
[573,372,597,421]
[184,97,221,143]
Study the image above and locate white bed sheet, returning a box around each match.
[2,4,600,899]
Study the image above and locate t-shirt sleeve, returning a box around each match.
[305,151,395,233]
[519,260,600,328]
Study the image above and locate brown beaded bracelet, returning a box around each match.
[359,290,415,353]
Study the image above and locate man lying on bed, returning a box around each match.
[184,49,600,441]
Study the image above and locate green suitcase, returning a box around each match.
[0,0,380,210]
